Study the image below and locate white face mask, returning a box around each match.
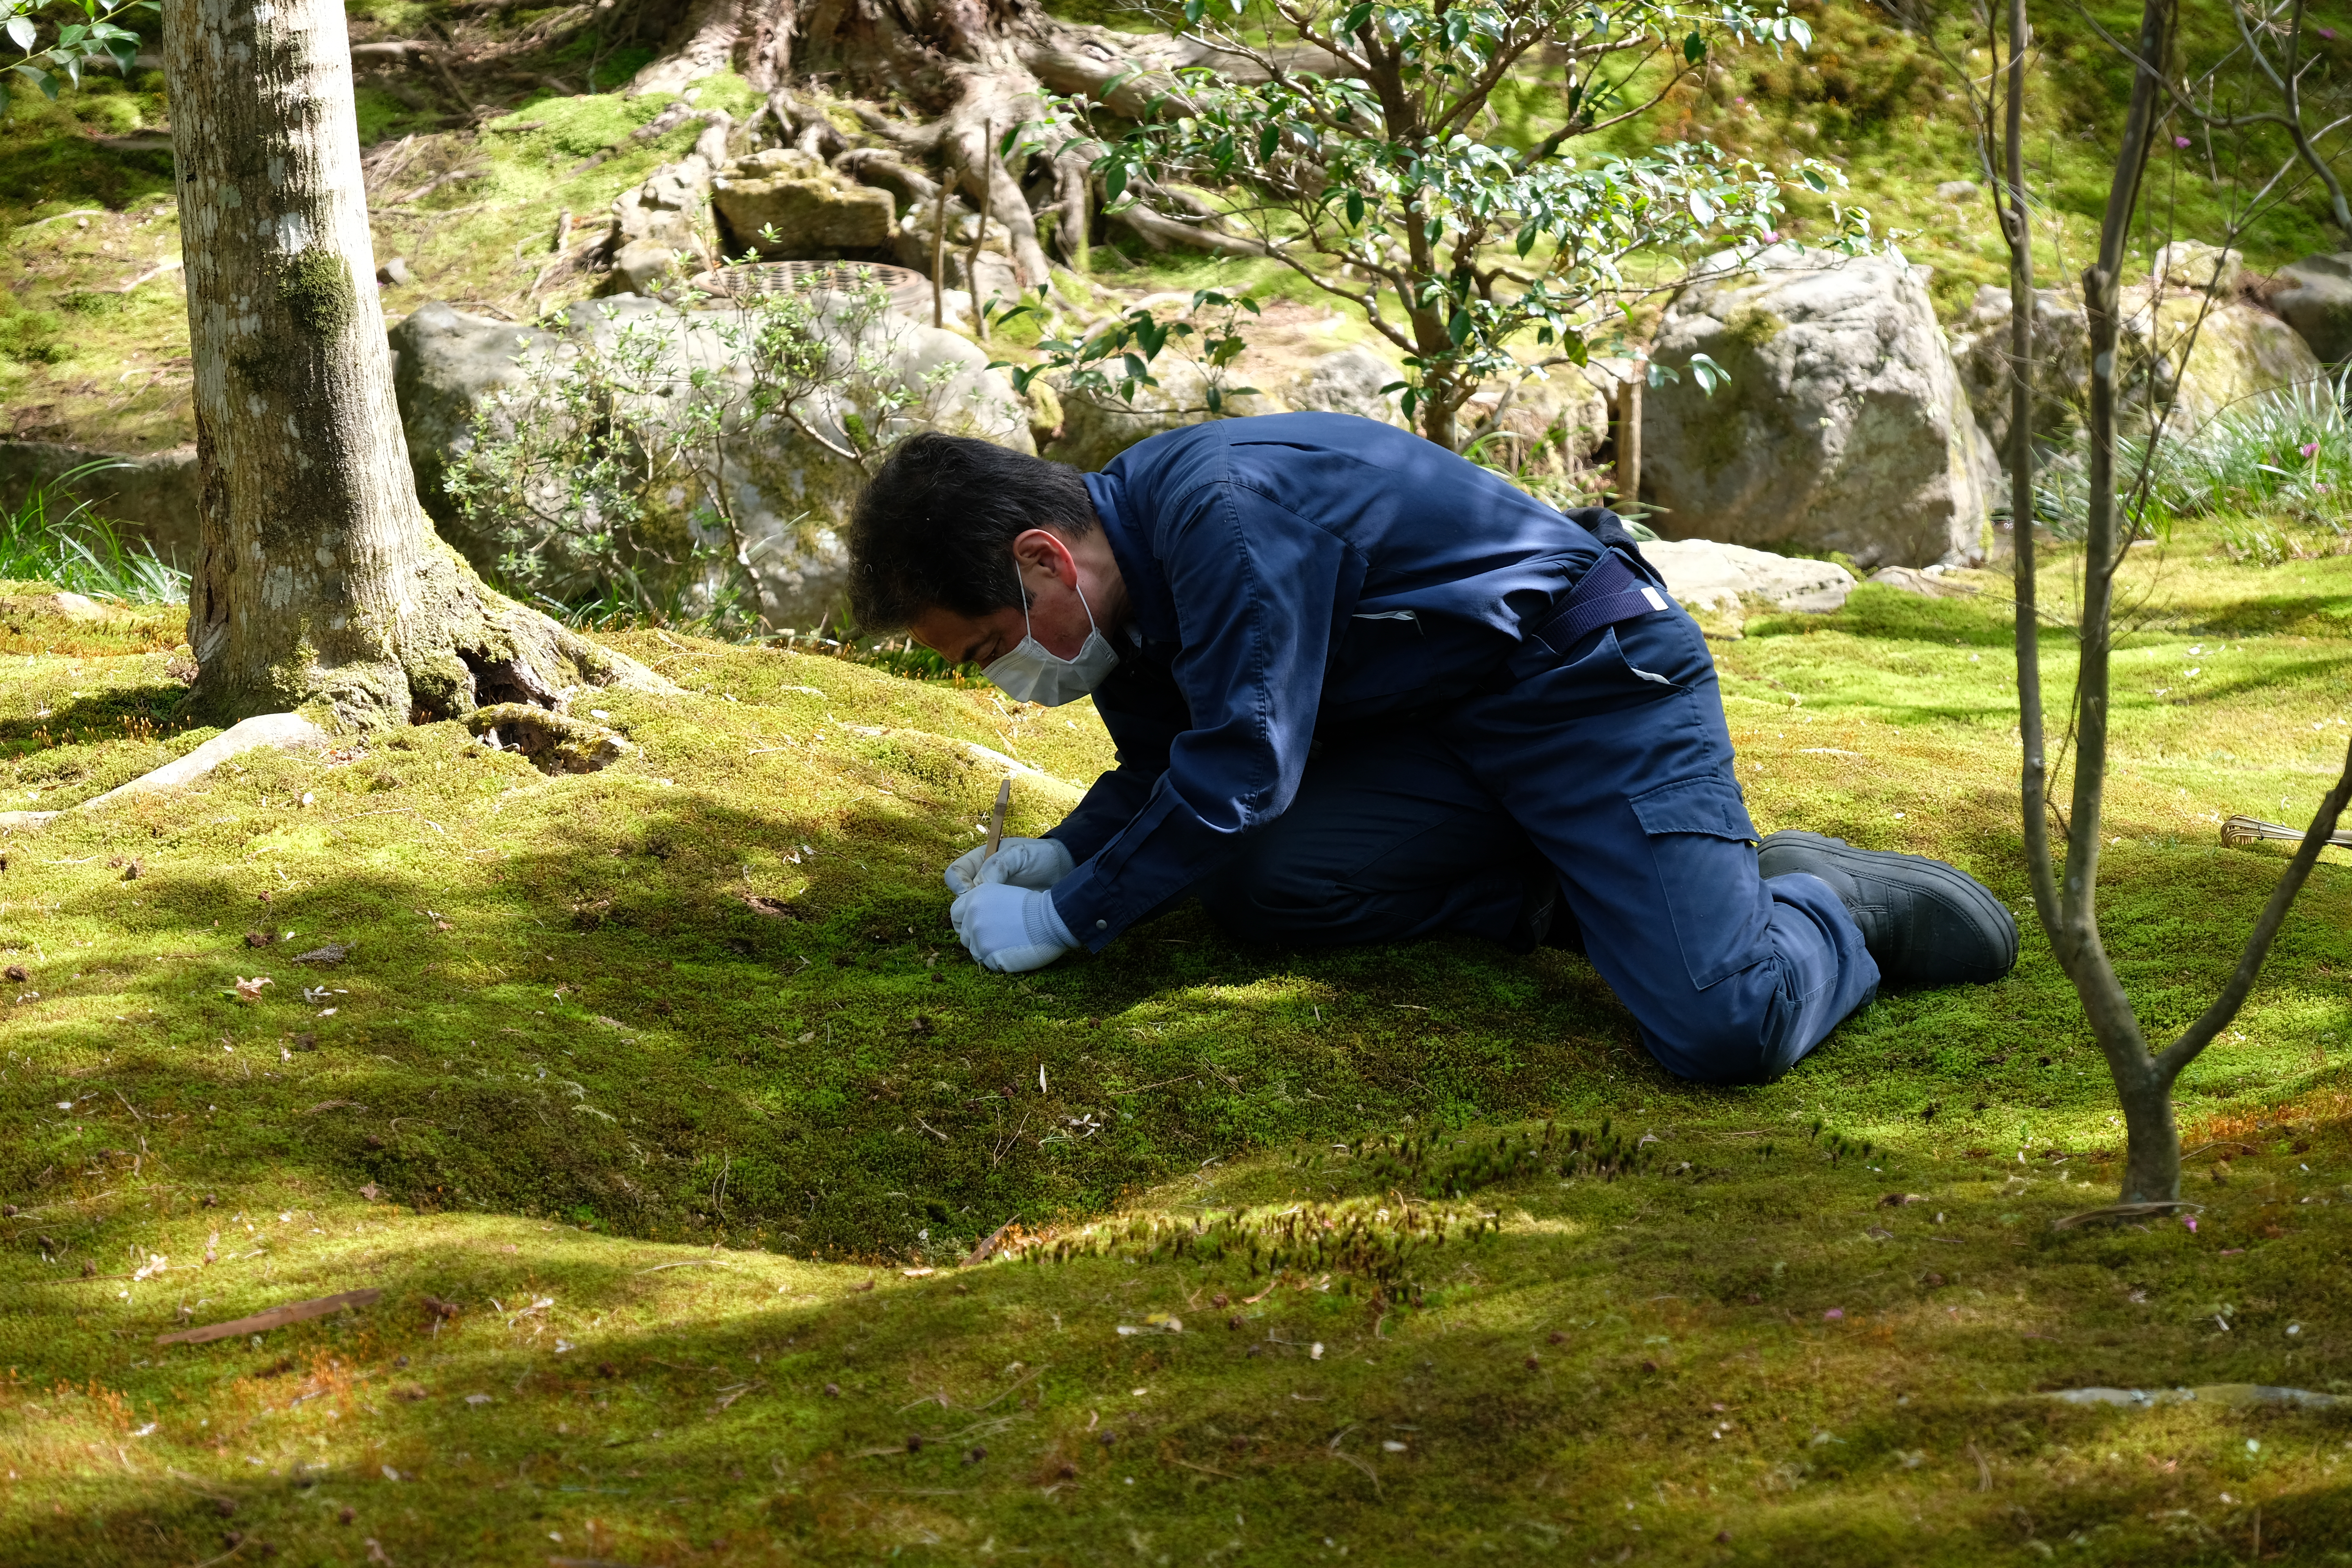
[984,580,1120,706]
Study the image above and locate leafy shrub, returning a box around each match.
[2145,372,2351,532]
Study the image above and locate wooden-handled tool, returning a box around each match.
[981,776,1012,863]
[2223,814,2352,850]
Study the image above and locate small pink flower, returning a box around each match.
[1762,230,1780,243]
[2176,136,2193,149]
[1823,1307,1844,1320]
[2319,26,2336,39]
[1734,96,1746,105]
[2301,441,2320,458]
[2183,1215,2199,1232]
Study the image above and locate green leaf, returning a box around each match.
[1183,0,1205,22]
[1684,31,1705,63]
[1447,309,1471,347]
[1342,2,1372,33]
[1346,189,1364,227]
[1258,122,1280,162]
[1802,167,1828,193]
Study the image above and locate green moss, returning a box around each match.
[690,70,767,121]
[276,246,358,339]
[0,301,68,363]
[1721,303,1786,349]
[0,527,2346,1558]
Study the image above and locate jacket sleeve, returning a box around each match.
[1042,652,1189,864]
[1048,481,1359,949]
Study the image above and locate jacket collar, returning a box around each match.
[1082,471,1178,646]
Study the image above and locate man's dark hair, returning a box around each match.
[848,433,1098,632]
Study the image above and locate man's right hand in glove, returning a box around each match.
[943,835,1074,895]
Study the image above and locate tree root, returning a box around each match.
[465,702,637,773]
[2049,1200,2205,1231]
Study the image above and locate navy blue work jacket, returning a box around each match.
[1042,411,1608,950]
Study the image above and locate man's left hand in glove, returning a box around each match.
[949,882,1080,973]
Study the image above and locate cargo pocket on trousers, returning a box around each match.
[1626,775,1764,990]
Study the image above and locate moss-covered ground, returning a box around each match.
[0,523,2347,1564]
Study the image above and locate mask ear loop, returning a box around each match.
[1022,547,1099,654]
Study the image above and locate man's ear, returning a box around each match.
[1010,528,1078,589]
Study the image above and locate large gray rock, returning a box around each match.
[2132,289,2325,430]
[1950,273,2327,452]
[1283,346,1404,425]
[2270,253,2352,365]
[1642,246,1993,568]
[2152,239,2243,297]
[388,296,1033,627]
[713,149,897,260]
[388,302,555,531]
[1642,538,1854,614]
[1948,283,2094,460]
[1049,359,1282,471]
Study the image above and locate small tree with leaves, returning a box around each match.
[1,0,148,114]
[1049,0,1865,450]
[1943,0,2352,1214]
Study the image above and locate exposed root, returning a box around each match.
[2049,1199,2205,1231]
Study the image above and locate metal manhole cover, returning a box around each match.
[687,260,930,311]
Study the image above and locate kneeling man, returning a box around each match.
[848,414,2015,1084]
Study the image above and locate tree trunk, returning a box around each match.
[166,0,663,728]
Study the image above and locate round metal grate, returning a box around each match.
[687,260,931,312]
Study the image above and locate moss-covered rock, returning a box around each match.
[1642,245,1994,569]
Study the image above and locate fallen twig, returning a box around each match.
[2051,1200,2205,1231]
[635,1259,731,1274]
[962,1217,1019,1267]
[156,1288,382,1346]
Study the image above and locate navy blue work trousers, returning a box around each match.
[1196,604,1880,1083]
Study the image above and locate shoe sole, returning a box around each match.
[1756,829,2020,986]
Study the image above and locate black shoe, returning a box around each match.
[1755,830,2018,987]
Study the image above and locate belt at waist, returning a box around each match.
[1529,550,1675,657]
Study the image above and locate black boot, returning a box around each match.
[1755,830,2018,987]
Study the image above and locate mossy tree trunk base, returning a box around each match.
[169,0,666,732]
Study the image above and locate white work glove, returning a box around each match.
[950,882,1080,973]
[943,835,1074,895]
